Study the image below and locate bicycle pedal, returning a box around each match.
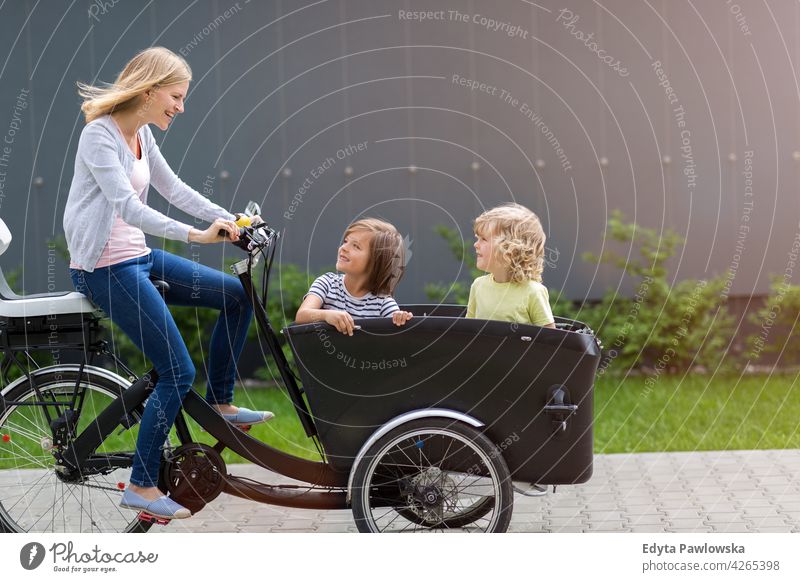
[138,512,171,526]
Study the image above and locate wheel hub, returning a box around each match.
[421,486,441,506]
[406,467,458,522]
[53,464,83,484]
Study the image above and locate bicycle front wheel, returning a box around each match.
[351,418,514,533]
[0,366,152,533]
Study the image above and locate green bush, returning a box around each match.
[254,261,328,384]
[573,211,735,375]
[424,225,480,304]
[747,276,800,366]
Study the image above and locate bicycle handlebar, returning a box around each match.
[217,213,255,239]
[237,221,276,251]
[218,214,277,254]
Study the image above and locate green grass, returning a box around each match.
[594,372,800,454]
[217,373,800,460]
[227,373,800,459]
[0,386,322,471]
[190,386,322,464]
[103,386,324,465]
[2,374,798,471]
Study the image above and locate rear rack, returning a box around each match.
[0,313,103,351]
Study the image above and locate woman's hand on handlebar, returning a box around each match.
[189,218,241,244]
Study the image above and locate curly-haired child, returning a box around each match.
[466,203,555,328]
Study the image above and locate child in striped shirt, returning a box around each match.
[295,218,413,335]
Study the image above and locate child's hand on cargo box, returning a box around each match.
[392,310,413,326]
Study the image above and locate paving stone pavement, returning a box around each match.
[159,449,800,533]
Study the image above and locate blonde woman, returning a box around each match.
[467,203,556,328]
[64,47,271,520]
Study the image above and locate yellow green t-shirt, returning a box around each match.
[466,274,554,327]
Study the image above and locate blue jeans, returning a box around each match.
[70,248,253,487]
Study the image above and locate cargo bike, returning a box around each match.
[0,208,600,533]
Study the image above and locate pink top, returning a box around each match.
[70,129,151,270]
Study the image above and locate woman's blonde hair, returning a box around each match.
[78,47,192,123]
[344,218,405,296]
[474,203,546,283]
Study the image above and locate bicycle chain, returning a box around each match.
[69,479,125,493]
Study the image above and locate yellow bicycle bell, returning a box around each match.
[235,214,253,228]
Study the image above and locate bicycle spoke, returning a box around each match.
[2,443,52,470]
[393,440,420,468]
[62,483,106,531]
[24,477,69,533]
[0,375,143,533]
[2,418,48,444]
[357,425,509,533]
[376,507,406,531]
[4,470,53,513]
[93,478,129,524]
[398,517,418,532]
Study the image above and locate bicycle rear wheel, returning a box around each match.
[0,366,152,533]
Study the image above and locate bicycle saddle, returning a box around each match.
[150,278,170,295]
[0,272,172,319]
[0,218,169,318]
[0,266,100,318]
[0,218,99,318]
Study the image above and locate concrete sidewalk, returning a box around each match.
[161,449,800,533]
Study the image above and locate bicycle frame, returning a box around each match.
[54,224,349,510]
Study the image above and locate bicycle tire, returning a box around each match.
[0,366,153,533]
[351,418,513,533]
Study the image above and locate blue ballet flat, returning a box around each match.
[119,489,191,519]
[221,407,275,427]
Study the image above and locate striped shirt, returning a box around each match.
[307,272,399,318]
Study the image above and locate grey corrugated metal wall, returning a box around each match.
[0,0,798,305]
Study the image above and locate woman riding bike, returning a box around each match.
[63,47,272,520]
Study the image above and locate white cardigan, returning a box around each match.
[63,115,234,271]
